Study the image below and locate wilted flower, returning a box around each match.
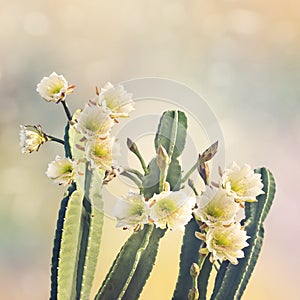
[19,125,47,153]
[98,82,134,118]
[46,156,75,186]
[205,224,249,265]
[194,187,240,226]
[112,192,149,230]
[85,137,114,170]
[36,72,73,103]
[149,191,196,231]
[76,104,114,139]
[221,162,264,202]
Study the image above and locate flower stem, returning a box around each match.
[121,170,143,192]
[61,100,73,121]
[182,155,201,184]
[123,168,144,180]
[47,135,65,145]
[127,138,148,174]
[188,178,199,196]
[198,252,208,272]
[159,169,167,193]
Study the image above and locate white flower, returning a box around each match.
[206,224,249,265]
[76,104,114,139]
[112,192,149,230]
[46,156,75,186]
[36,72,73,103]
[85,137,114,170]
[221,162,264,202]
[98,82,134,118]
[19,125,47,153]
[194,187,240,226]
[149,191,196,231]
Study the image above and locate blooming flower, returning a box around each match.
[194,187,240,226]
[46,156,75,186]
[76,104,114,139]
[221,162,264,202]
[85,137,114,170]
[149,191,196,231]
[112,192,149,230]
[19,125,47,153]
[205,224,249,265]
[98,82,134,118]
[36,72,73,103]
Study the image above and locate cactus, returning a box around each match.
[21,74,276,300]
[95,110,187,299]
[210,167,276,300]
[50,121,105,300]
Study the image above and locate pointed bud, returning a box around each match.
[198,162,210,185]
[200,141,218,163]
[188,287,199,300]
[156,144,170,171]
[190,263,200,278]
[127,137,137,153]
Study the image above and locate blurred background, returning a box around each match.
[1,0,299,299]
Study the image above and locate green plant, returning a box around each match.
[20,73,276,300]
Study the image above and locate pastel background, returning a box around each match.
[1,0,299,299]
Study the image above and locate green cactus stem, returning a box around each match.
[210,168,276,300]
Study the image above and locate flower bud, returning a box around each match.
[198,162,210,185]
[188,287,199,300]
[190,262,200,278]
[156,144,170,171]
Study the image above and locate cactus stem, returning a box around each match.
[116,225,154,300]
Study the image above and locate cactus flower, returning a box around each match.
[194,187,240,226]
[76,104,114,139]
[221,162,264,202]
[98,82,134,118]
[112,192,149,230]
[85,137,114,170]
[46,156,75,185]
[205,224,249,265]
[19,125,47,153]
[36,72,73,103]
[149,191,196,231]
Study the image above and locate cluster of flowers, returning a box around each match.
[19,72,134,185]
[112,160,264,265]
[194,162,264,265]
[19,72,264,266]
[113,189,196,232]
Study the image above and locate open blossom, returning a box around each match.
[19,125,47,153]
[46,156,75,186]
[194,187,240,226]
[98,82,134,118]
[85,137,114,170]
[149,191,196,231]
[221,162,264,202]
[76,104,114,139]
[36,72,73,103]
[206,224,249,265]
[112,192,149,230]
